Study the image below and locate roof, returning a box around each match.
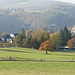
[1,34,12,39]
[10,33,19,37]
[58,46,70,48]
[72,27,75,31]
[13,33,19,37]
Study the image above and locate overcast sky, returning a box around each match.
[29,0,75,4]
[0,0,75,4]
[55,0,75,4]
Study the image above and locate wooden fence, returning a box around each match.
[0,59,75,62]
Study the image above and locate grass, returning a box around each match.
[0,61,75,75]
[0,47,75,75]
[0,47,75,60]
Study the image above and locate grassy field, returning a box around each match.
[0,47,75,75]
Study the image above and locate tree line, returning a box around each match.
[14,26,75,53]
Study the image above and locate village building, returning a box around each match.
[0,34,12,43]
[10,33,18,38]
[0,33,18,43]
[71,27,75,34]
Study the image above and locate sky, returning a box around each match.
[55,0,75,4]
[0,0,75,5]
[29,0,75,4]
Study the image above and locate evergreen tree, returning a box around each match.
[14,28,26,47]
[45,32,50,40]
[60,26,72,46]
[23,35,32,48]
[14,34,23,47]
[19,27,26,39]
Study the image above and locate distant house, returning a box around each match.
[71,27,75,34]
[10,33,19,38]
[58,46,71,50]
[0,34,13,43]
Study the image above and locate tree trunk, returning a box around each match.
[46,50,48,54]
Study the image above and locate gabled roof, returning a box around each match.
[1,34,12,39]
[13,33,19,37]
[72,27,75,31]
[10,33,19,37]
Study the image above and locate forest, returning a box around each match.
[0,4,75,33]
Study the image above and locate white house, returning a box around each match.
[71,27,75,34]
[10,33,18,38]
[0,34,12,43]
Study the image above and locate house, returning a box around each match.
[10,33,18,38]
[71,27,75,34]
[0,34,13,43]
[58,46,71,50]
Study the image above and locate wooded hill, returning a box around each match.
[0,2,75,33]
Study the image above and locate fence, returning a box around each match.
[0,58,75,62]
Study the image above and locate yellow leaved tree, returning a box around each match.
[39,40,54,54]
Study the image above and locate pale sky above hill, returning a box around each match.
[55,0,75,4]
[29,0,75,4]
[0,0,75,4]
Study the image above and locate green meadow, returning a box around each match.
[0,47,75,75]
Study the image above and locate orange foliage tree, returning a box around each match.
[26,29,33,37]
[39,40,54,54]
[30,39,37,49]
[68,38,75,48]
[1,33,9,37]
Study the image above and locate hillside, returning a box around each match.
[0,2,75,33]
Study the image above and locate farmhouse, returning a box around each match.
[0,33,19,43]
[0,34,12,43]
[71,27,75,34]
[58,46,71,50]
[10,33,18,38]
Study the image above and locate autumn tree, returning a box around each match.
[26,29,33,37]
[68,38,75,48]
[45,32,50,40]
[50,32,61,49]
[30,39,38,49]
[39,40,53,54]
[26,29,36,39]
[1,33,9,37]
[72,34,75,38]
[36,27,47,43]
